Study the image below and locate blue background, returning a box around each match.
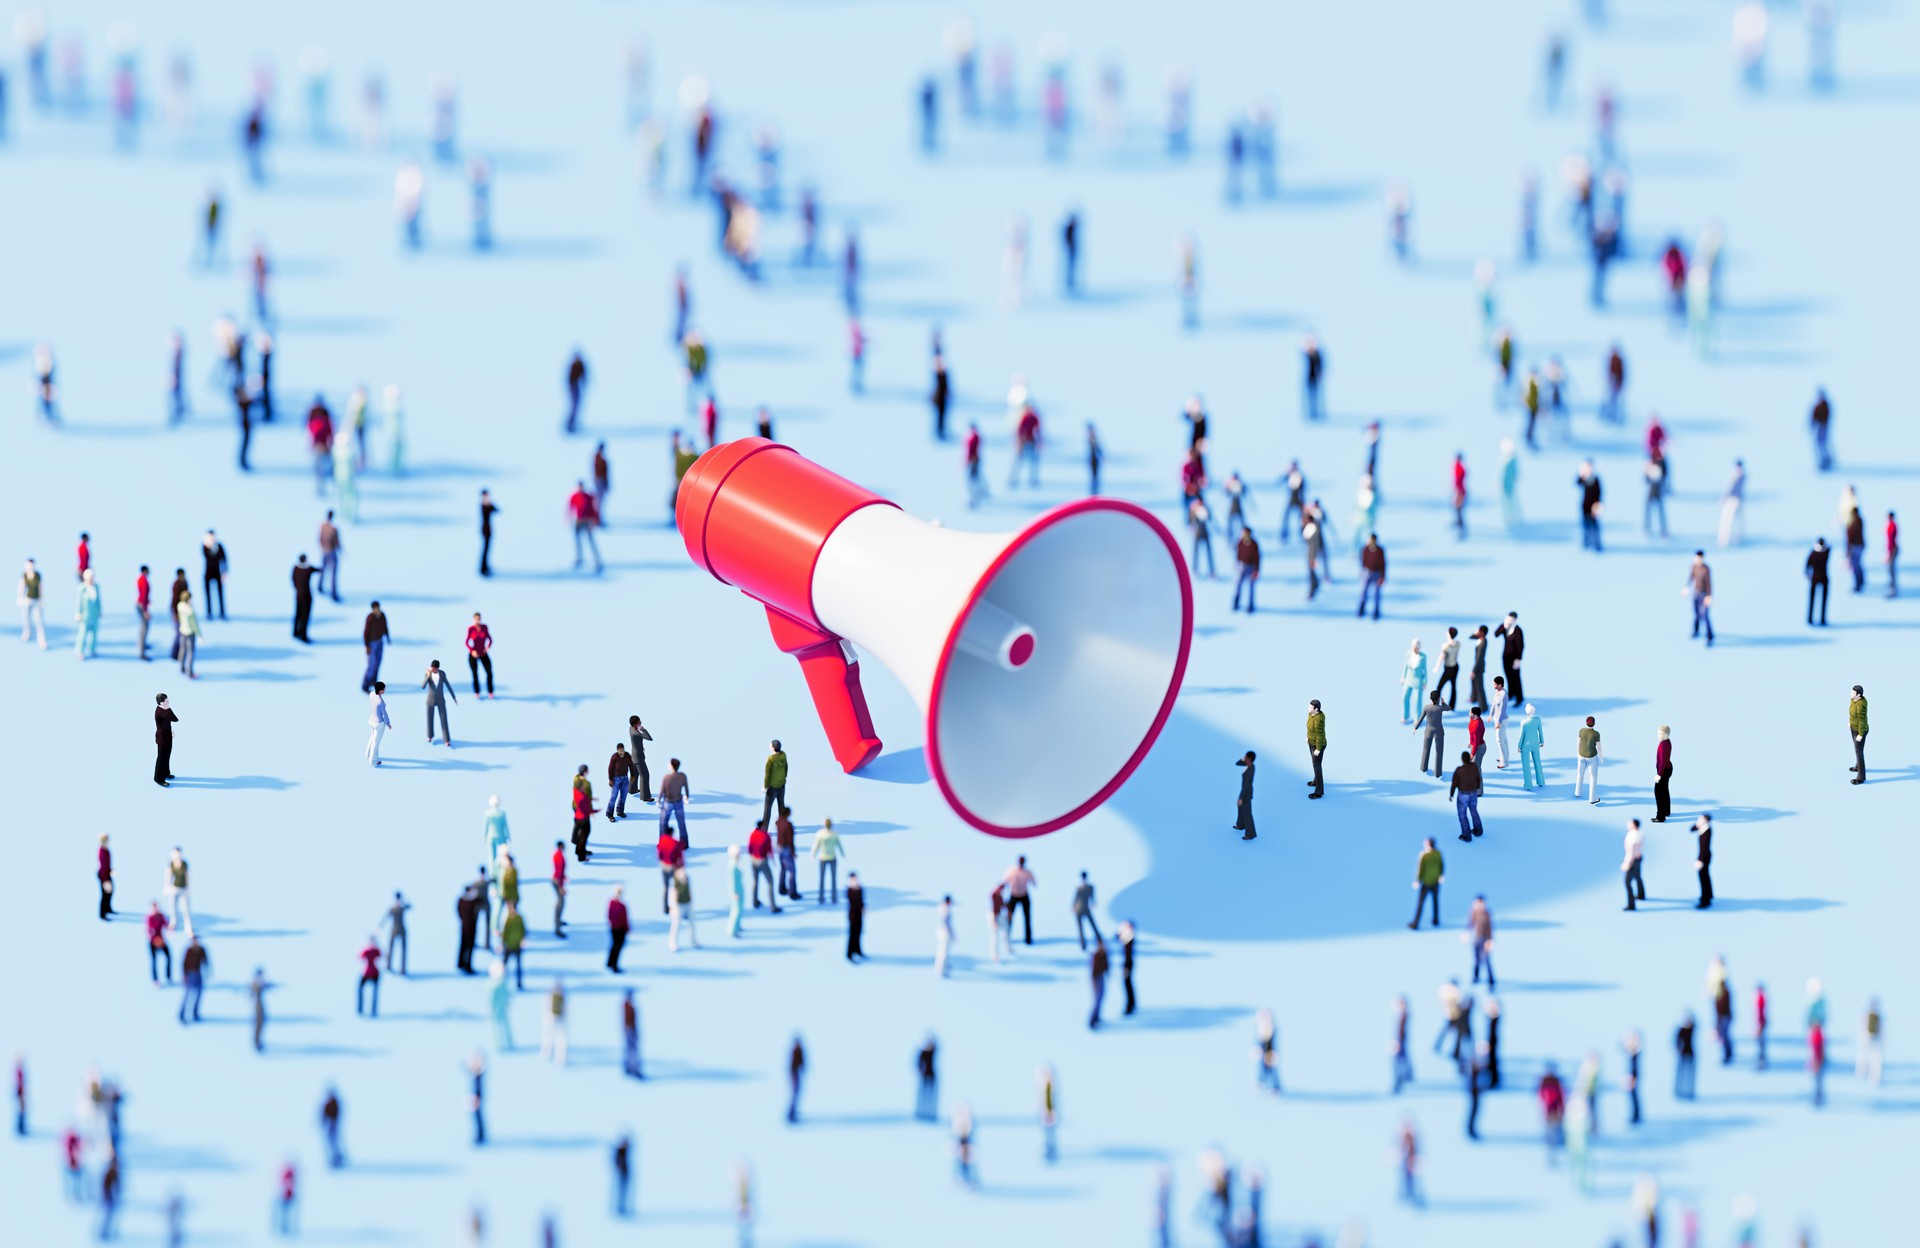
[3,0,1916,1243]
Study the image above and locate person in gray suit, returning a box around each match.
[1415,690,1447,778]
[423,659,458,746]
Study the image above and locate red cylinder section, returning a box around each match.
[675,438,893,630]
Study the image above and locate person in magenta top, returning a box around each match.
[356,938,381,1016]
[76,532,90,581]
[1887,511,1901,598]
[465,613,494,697]
[551,840,568,936]
[134,565,152,661]
[146,903,172,982]
[964,423,987,508]
[96,834,114,920]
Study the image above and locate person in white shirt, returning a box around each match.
[365,681,391,765]
[1490,676,1511,769]
[934,895,954,978]
[1621,818,1646,911]
[1436,628,1462,710]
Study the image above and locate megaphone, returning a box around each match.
[676,438,1193,839]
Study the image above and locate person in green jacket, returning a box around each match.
[1849,684,1868,783]
[761,739,788,829]
[1400,640,1428,723]
[1306,699,1327,798]
[811,818,845,905]
[1410,837,1444,928]
[1516,703,1544,789]
[176,590,202,679]
[487,959,512,1050]
[74,569,101,658]
[495,851,520,938]
[727,845,745,937]
[500,901,526,989]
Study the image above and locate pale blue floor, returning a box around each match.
[3,1,1917,1244]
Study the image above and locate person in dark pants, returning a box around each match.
[627,716,654,802]
[236,378,254,469]
[1468,624,1489,710]
[622,989,643,1079]
[1622,1030,1643,1124]
[930,352,950,440]
[1088,941,1109,1029]
[1306,700,1326,798]
[1622,819,1646,910]
[320,1088,345,1167]
[1493,612,1524,703]
[291,555,317,641]
[845,872,865,961]
[1117,920,1137,1015]
[1483,996,1502,1087]
[1849,684,1868,783]
[1690,814,1714,908]
[201,531,228,620]
[1415,692,1446,778]
[606,887,629,971]
[1410,838,1443,928]
[154,694,178,787]
[456,878,483,974]
[1653,727,1673,821]
[1002,856,1035,944]
[361,603,390,693]
[915,1037,938,1121]
[1674,1015,1697,1099]
[786,1035,805,1123]
[179,935,209,1023]
[478,489,498,577]
[96,833,113,919]
[1465,1047,1487,1140]
[1806,538,1831,625]
[612,1135,633,1216]
[466,1053,486,1145]
[1235,750,1257,840]
[1435,627,1461,709]
[565,351,588,433]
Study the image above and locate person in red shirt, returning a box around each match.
[1755,982,1769,1069]
[569,768,595,862]
[135,565,152,661]
[551,840,569,937]
[1467,706,1487,768]
[1451,454,1468,538]
[356,937,381,1017]
[276,1162,297,1236]
[568,481,603,573]
[747,821,781,913]
[606,886,630,972]
[656,831,683,916]
[75,533,90,581]
[465,613,494,697]
[1886,511,1900,598]
[96,833,113,920]
[1009,403,1041,488]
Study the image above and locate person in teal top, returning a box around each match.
[383,384,406,475]
[487,959,512,1051]
[811,818,845,904]
[1517,702,1545,789]
[727,845,745,937]
[1500,438,1522,529]
[483,796,510,866]
[1400,640,1429,723]
[73,568,101,658]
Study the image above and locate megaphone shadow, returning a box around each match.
[1106,709,1620,943]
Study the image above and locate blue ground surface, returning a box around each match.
[4,1,1918,1243]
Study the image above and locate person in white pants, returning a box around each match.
[17,559,47,647]
[365,682,390,765]
[540,980,568,1066]
[668,866,699,951]
[935,895,954,977]
[1490,676,1512,769]
[988,886,1010,964]
[1575,716,1603,804]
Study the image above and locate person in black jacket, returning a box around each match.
[1806,538,1831,625]
[931,352,950,440]
[291,555,317,642]
[1494,612,1525,703]
[1468,624,1489,710]
[201,531,228,620]
[1576,460,1603,551]
[1234,751,1257,841]
[845,872,865,961]
[154,694,178,786]
[1691,814,1714,909]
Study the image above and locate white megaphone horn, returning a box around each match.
[676,438,1194,838]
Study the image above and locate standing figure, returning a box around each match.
[1399,640,1429,723]
[364,682,389,766]
[1575,716,1602,803]
[1517,703,1544,789]
[1850,684,1868,782]
[1687,551,1714,645]
[73,569,100,658]
[478,490,498,577]
[154,694,178,786]
[18,559,47,648]
[1305,699,1327,798]
[465,614,493,697]
[1234,751,1257,841]
[1415,692,1446,779]
[1410,838,1443,928]
[422,659,457,746]
[1622,819,1646,910]
[1691,814,1714,908]
[1652,726,1673,821]
[845,872,864,960]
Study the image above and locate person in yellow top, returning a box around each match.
[175,590,202,679]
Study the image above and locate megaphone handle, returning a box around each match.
[764,606,884,774]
